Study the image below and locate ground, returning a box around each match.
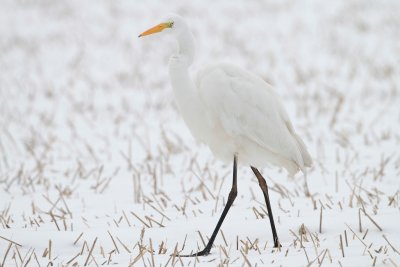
[0,0,399,266]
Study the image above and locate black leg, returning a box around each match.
[182,155,238,257]
[250,167,280,248]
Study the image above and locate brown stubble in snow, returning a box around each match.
[0,0,400,266]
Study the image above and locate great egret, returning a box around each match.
[139,15,312,256]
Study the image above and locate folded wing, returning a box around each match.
[196,63,312,174]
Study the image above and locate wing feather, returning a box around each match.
[196,63,311,171]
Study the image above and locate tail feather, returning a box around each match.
[293,133,312,167]
[283,119,312,175]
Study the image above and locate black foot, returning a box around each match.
[273,239,282,249]
[180,247,211,257]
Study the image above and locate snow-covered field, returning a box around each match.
[1,0,399,266]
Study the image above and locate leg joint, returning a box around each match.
[258,177,268,191]
[228,187,237,200]
[251,167,269,193]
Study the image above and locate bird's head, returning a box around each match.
[138,15,187,38]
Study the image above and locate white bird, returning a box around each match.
[139,14,312,256]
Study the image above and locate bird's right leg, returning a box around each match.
[181,155,238,257]
[250,167,280,248]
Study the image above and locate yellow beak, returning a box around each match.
[138,23,169,37]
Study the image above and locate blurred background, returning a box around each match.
[1,0,399,172]
[0,0,399,265]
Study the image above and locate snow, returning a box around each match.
[1,0,399,266]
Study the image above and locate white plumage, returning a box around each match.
[140,15,312,176]
[194,63,312,175]
[139,13,312,257]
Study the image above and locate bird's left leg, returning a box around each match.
[181,155,238,257]
[250,167,280,248]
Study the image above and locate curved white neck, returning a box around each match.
[174,29,195,66]
[168,28,205,142]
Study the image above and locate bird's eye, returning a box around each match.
[168,22,174,28]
